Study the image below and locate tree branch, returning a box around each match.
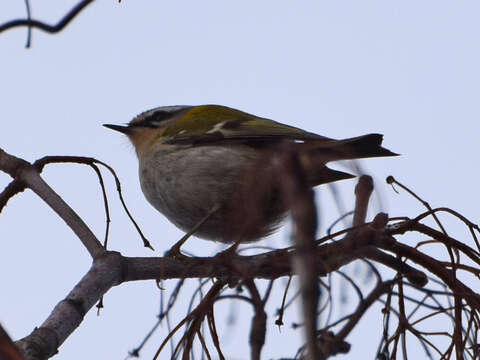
[4,149,477,359]
[0,148,104,258]
[16,251,125,360]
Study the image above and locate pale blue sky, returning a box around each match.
[1,1,479,359]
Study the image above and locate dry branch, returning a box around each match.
[0,149,104,258]
[1,148,479,359]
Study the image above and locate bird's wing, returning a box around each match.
[161,105,328,145]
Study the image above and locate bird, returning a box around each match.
[104,104,397,253]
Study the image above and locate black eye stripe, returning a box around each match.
[131,120,158,128]
[132,109,180,127]
[149,110,175,122]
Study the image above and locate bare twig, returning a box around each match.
[0,154,153,250]
[0,0,95,41]
[152,280,225,360]
[23,0,32,48]
[244,280,267,360]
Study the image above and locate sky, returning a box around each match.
[1,1,479,359]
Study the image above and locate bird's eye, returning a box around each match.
[132,110,173,128]
[150,110,173,123]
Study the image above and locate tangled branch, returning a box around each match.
[1,147,479,360]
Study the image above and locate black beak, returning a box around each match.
[103,124,131,134]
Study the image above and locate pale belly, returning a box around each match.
[138,144,284,243]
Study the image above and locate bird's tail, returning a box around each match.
[299,133,398,186]
[304,133,398,162]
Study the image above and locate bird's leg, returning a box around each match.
[164,205,220,258]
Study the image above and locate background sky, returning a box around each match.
[1,1,479,359]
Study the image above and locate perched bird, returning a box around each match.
[104,104,396,248]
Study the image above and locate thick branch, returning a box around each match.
[0,148,104,258]
[6,149,468,360]
[16,252,124,360]
[16,224,425,360]
[124,236,374,282]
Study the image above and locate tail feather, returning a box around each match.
[297,133,397,186]
[306,165,355,186]
[306,133,398,162]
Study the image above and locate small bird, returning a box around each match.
[104,105,396,249]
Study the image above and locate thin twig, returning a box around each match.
[0,0,95,35]
[23,0,32,47]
